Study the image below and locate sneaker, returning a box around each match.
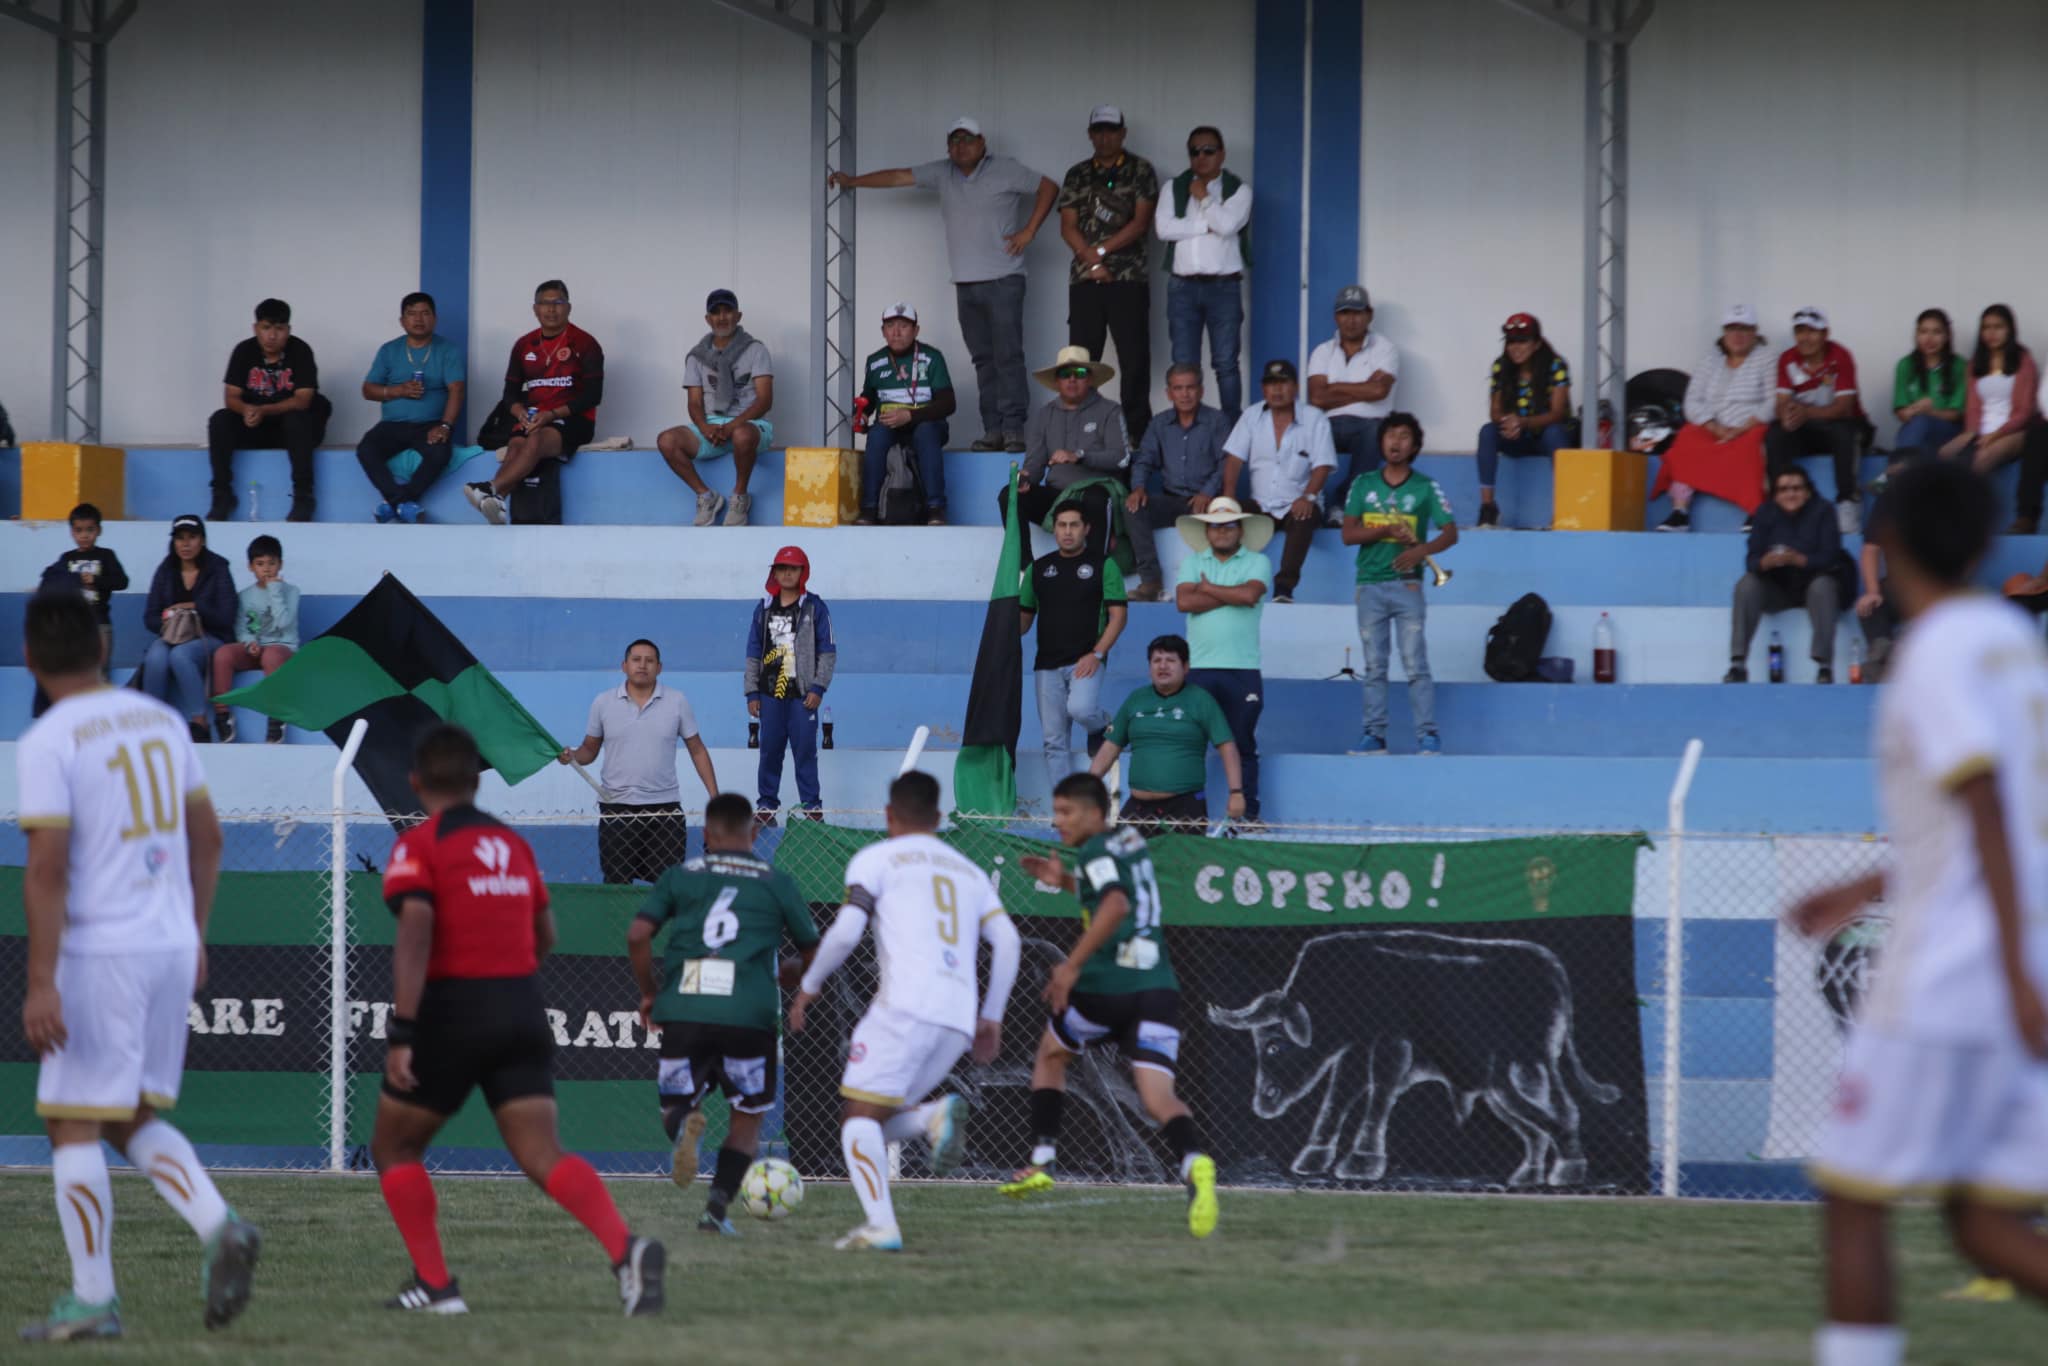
[1835,498,1861,536]
[265,718,285,744]
[190,718,211,745]
[615,1235,666,1317]
[1003,432,1027,454]
[693,490,727,527]
[1476,501,1501,528]
[696,1212,740,1238]
[19,1293,121,1342]
[927,1095,969,1177]
[1816,665,1834,685]
[670,1110,707,1190]
[1126,582,1162,603]
[926,509,948,526]
[287,497,315,523]
[1417,734,1443,756]
[214,710,237,744]
[1656,509,1690,532]
[1185,1154,1219,1240]
[2009,515,2040,536]
[202,1212,262,1330]
[854,511,878,526]
[1943,1276,2016,1303]
[833,1223,904,1252]
[1741,515,1753,533]
[374,501,397,524]
[969,433,1006,452]
[208,495,237,523]
[998,1167,1055,1199]
[1347,735,1388,756]
[1271,592,1294,604]
[385,1274,467,1314]
[723,491,752,526]
[395,501,422,524]
[464,482,507,525]
[1723,664,1748,684]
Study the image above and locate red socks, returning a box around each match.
[378,1163,450,1287]
[544,1155,630,1264]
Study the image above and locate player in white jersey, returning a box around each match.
[15,593,261,1343]
[1791,462,2048,1366]
[787,770,1021,1251]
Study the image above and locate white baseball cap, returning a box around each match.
[1721,303,1759,329]
[947,116,982,139]
[1791,305,1829,330]
[881,302,918,323]
[1087,104,1125,129]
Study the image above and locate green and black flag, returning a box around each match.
[954,466,1026,817]
[216,573,560,818]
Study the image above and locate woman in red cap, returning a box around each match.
[743,546,837,823]
[1474,313,1574,528]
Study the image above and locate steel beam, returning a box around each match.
[811,0,858,448]
[49,0,109,443]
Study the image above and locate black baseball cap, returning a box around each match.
[171,514,205,535]
[1261,359,1298,384]
[706,288,739,312]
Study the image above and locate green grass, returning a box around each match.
[0,1172,2038,1364]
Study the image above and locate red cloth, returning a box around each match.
[382,806,548,981]
[1651,423,1766,514]
[544,1155,631,1263]
[379,1162,450,1287]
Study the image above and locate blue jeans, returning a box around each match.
[1166,275,1245,421]
[861,419,949,514]
[1475,420,1572,488]
[757,695,821,812]
[1893,413,1963,462]
[1357,582,1434,740]
[1328,416,1382,509]
[1035,663,1111,774]
[1188,667,1262,819]
[142,634,223,719]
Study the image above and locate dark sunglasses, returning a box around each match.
[1775,481,1807,493]
[1057,366,1093,379]
[1187,144,1221,156]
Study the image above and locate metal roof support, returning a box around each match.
[810,0,862,448]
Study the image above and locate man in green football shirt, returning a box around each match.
[627,793,820,1235]
[1340,412,1458,756]
[1088,634,1244,834]
[1003,772,1218,1238]
[856,302,957,524]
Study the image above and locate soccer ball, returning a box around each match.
[739,1158,804,1221]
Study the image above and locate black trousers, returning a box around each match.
[1237,494,1318,600]
[207,396,332,499]
[1069,280,1151,441]
[356,420,455,504]
[2015,420,2048,520]
[1764,417,1862,502]
[597,801,689,885]
[1119,791,1207,838]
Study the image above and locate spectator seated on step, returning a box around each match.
[209,534,298,744]
[464,279,604,526]
[1651,304,1775,532]
[1765,306,1870,534]
[1123,362,1228,602]
[657,288,775,528]
[856,302,955,526]
[207,297,331,523]
[1473,313,1575,528]
[1000,345,1132,561]
[1220,359,1335,604]
[1724,468,1854,685]
[356,291,466,524]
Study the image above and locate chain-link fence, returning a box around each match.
[0,801,1885,1200]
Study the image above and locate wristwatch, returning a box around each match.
[1092,651,1106,663]
[1094,246,1106,259]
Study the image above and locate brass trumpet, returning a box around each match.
[1425,557,1452,588]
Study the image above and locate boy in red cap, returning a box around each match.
[745,547,837,824]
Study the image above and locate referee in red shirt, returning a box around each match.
[372,724,664,1317]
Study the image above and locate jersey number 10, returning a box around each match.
[109,740,179,841]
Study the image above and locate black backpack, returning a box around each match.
[1484,592,1553,682]
[875,438,927,525]
[509,458,562,525]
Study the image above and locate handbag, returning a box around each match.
[159,605,201,645]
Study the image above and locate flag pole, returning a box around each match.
[569,760,608,801]
[329,717,368,1173]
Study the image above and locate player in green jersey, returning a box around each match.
[627,794,820,1235]
[1007,772,1219,1238]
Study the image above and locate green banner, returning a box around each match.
[772,820,1649,927]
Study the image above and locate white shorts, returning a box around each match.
[1809,1028,2048,1208]
[840,1005,969,1110]
[37,947,197,1122]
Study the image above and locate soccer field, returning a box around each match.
[0,1172,2038,1364]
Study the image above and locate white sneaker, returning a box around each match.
[833,1223,903,1252]
[723,491,752,526]
[464,482,508,526]
[927,1095,968,1177]
[693,490,726,527]
[1836,498,1861,535]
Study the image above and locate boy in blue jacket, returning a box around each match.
[744,546,835,823]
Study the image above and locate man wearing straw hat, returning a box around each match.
[1173,497,1273,825]
[999,344,1133,562]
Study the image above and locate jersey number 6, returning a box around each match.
[703,886,741,950]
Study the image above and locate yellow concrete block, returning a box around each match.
[1552,447,1646,531]
[21,442,125,521]
[782,447,861,527]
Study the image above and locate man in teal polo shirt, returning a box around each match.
[1172,498,1272,822]
[356,291,467,523]
[1089,635,1244,835]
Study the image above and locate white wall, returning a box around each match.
[0,25,58,443]
[1363,0,2048,447]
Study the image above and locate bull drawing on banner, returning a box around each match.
[1206,930,1620,1187]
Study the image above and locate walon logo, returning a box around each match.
[467,836,533,898]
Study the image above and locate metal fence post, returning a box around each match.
[329,719,368,1172]
[1662,738,1703,1198]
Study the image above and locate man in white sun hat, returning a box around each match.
[1173,496,1273,824]
[999,345,1133,563]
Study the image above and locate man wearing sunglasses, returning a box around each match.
[1155,126,1249,425]
[829,118,1058,454]
[1000,345,1133,563]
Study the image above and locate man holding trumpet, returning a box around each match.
[1340,412,1459,756]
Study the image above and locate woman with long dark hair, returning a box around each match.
[1938,304,2038,472]
[1890,308,1965,460]
[139,515,238,742]
[1473,313,1574,528]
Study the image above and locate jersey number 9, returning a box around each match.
[933,874,959,944]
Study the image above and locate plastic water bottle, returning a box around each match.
[247,482,261,521]
[1848,636,1865,685]
[822,707,835,750]
[1768,631,1785,683]
[747,720,760,749]
[1593,612,1617,684]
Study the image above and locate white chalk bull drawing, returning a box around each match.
[1206,930,1621,1187]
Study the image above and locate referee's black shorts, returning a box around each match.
[383,976,555,1116]
[598,801,689,884]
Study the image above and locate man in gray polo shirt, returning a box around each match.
[557,638,720,884]
[830,116,1057,453]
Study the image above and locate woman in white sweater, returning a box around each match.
[1649,304,1776,531]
